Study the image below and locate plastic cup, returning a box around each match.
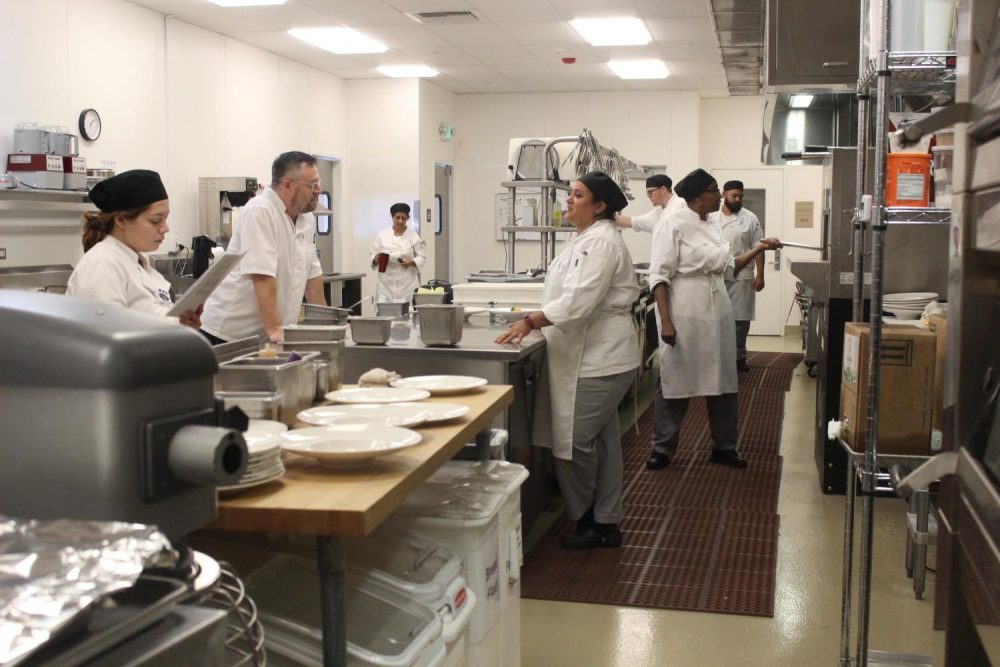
[376,253,389,272]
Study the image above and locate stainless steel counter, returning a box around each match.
[344,320,544,361]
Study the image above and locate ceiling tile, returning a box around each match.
[547,0,644,20]
[299,0,413,27]
[569,77,628,92]
[621,79,673,91]
[657,44,721,62]
[465,79,528,93]
[700,87,732,98]
[466,0,562,22]
[427,22,515,46]
[226,30,317,53]
[462,44,539,65]
[634,0,709,19]
[222,2,337,30]
[524,42,602,63]
[491,63,554,77]
[515,77,578,92]
[154,7,276,33]
[381,0,474,11]
[646,17,717,43]
[361,24,453,48]
[496,21,583,45]
[598,44,664,60]
[437,64,504,79]
[400,46,482,65]
[429,76,479,93]
[666,60,726,77]
[545,61,613,77]
[329,67,382,78]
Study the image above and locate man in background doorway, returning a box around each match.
[614,174,685,233]
[711,180,764,372]
[201,151,326,345]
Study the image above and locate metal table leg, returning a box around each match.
[840,457,858,667]
[475,430,491,461]
[911,489,930,600]
[317,535,347,667]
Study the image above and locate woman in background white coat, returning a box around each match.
[497,171,639,550]
[370,202,426,303]
[647,168,780,470]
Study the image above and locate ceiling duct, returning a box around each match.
[405,10,481,24]
[709,0,764,96]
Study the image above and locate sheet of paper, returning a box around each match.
[167,251,244,316]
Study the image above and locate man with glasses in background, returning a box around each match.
[614,173,685,233]
[201,151,326,344]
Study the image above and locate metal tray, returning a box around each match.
[22,576,189,667]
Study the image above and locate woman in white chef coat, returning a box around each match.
[497,172,639,550]
[369,203,426,303]
[67,169,201,328]
[646,168,780,469]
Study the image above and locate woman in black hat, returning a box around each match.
[497,171,640,549]
[67,169,201,328]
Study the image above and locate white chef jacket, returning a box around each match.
[649,207,738,398]
[631,194,687,233]
[201,187,323,341]
[532,220,640,460]
[67,235,174,318]
[712,207,763,321]
[370,228,426,303]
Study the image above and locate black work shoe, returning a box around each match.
[710,449,748,468]
[646,452,671,470]
[737,359,751,372]
[560,525,623,550]
[576,507,595,533]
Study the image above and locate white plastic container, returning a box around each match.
[245,554,446,667]
[348,525,476,667]
[389,461,529,667]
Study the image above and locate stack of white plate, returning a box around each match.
[883,292,939,320]
[219,422,287,494]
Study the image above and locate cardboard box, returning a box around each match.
[840,322,936,455]
[928,314,948,433]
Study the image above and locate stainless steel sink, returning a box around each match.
[789,259,830,296]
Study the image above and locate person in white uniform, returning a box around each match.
[711,180,764,372]
[614,173,686,233]
[67,169,201,329]
[200,151,326,344]
[646,169,781,470]
[497,171,639,550]
[369,203,426,303]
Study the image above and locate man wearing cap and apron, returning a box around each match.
[711,180,764,372]
[614,173,686,233]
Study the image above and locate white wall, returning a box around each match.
[417,81,457,279]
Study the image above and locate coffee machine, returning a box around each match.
[198,176,258,244]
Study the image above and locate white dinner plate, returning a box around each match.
[280,424,422,469]
[247,419,289,435]
[392,402,471,423]
[298,403,429,427]
[885,307,924,320]
[243,432,282,456]
[218,466,285,494]
[884,292,939,302]
[390,375,488,395]
[324,387,431,404]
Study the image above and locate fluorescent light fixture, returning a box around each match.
[790,94,815,108]
[607,59,669,80]
[209,0,285,6]
[377,65,439,78]
[570,17,651,46]
[288,27,388,54]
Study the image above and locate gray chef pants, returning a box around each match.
[553,369,635,525]
[735,320,751,362]
[651,391,739,458]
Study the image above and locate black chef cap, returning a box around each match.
[89,169,168,213]
[723,180,744,192]
[578,171,628,218]
[674,168,717,201]
[390,202,411,216]
[645,174,672,190]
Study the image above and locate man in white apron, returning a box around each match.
[713,180,764,372]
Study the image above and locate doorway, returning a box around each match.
[434,163,453,282]
[709,167,784,336]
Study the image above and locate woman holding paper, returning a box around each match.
[67,169,202,328]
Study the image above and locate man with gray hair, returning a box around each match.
[201,151,326,344]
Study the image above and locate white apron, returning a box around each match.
[370,228,425,303]
[650,208,738,398]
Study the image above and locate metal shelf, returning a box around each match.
[884,207,951,224]
[860,51,957,93]
[0,188,94,213]
[500,226,576,233]
[500,180,571,190]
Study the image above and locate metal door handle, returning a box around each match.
[773,247,781,270]
[822,61,849,67]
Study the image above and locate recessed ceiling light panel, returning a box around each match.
[570,18,651,46]
[607,59,669,80]
[288,27,388,54]
[790,94,815,108]
[377,65,439,78]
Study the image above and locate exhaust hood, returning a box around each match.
[762,93,857,165]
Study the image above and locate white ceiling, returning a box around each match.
[128,0,732,96]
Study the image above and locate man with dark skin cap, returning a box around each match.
[709,180,765,372]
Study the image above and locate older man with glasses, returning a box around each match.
[614,173,685,233]
[201,150,327,344]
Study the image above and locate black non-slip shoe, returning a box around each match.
[645,452,671,470]
[737,360,751,372]
[560,525,623,550]
[709,449,748,468]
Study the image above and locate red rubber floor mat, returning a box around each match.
[521,351,803,617]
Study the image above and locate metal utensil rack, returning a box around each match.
[839,1,957,665]
[502,129,641,273]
